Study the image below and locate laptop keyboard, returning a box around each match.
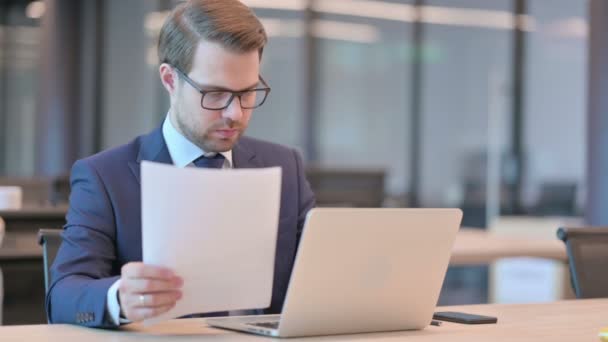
[248,321,279,329]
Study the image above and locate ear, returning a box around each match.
[159,63,178,95]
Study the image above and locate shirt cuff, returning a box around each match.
[106,278,131,325]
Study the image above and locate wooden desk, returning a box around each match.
[0,220,568,325]
[452,228,572,303]
[0,206,68,219]
[451,228,567,265]
[0,215,566,263]
[0,299,605,341]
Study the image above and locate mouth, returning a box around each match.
[213,129,239,139]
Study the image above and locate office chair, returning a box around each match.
[50,174,70,205]
[37,229,63,294]
[557,227,608,298]
[305,167,386,207]
[534,182,577,216]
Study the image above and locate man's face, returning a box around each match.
[167,41,261,152]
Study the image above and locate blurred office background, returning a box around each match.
[0,0,603,325]
[0,0,587,217]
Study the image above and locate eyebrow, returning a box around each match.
[195,81,261,92]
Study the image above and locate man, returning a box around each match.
[47,0,315,327]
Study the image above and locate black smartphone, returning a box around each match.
[433,311,498,324]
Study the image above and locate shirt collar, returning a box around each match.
[162,115,233,168]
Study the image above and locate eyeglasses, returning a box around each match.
[173,67,271,110]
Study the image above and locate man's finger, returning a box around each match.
[130,291,182,308]
[121,277,183,294]
[122,262,176,280]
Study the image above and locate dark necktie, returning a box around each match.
[193,153,225,169]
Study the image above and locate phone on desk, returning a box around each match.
[433,311,498,324]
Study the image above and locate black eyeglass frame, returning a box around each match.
[173,67,271,110]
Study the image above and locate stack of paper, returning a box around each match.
[141,161,282,324]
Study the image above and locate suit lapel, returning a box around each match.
[128,127,173,184]
[232,138,263,168]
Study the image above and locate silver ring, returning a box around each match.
[139,294,146,306]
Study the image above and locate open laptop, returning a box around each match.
[206,208,462,338]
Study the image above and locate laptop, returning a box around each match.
[206,208,462,338]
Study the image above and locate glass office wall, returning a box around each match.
[247,3,309,152]
[419,0,514,227]
[419,0,514,305]
[100,0,168,149]
[315,0,413,201]
[0,0,42,176]
[0,1,592,208]
[523,0,587,216]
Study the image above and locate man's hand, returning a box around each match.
[118,262,183,322]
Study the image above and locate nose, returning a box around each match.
[222,96,244,121]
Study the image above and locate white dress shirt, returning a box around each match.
[106,116,233,325]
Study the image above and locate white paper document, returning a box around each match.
[141,161,282,324]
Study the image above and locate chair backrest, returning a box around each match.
[305,167,385,207]
[0,217,4,325]
[535,182,578,215]
[50,174,70,205]
[557,227,608,298]
[37,229,63,294]
[0,216,4,246]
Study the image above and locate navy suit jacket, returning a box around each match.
[47,127,315,327]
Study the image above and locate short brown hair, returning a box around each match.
[158,0,267,73]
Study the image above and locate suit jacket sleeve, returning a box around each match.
[293,148,316,244]
[46,158,120,327]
